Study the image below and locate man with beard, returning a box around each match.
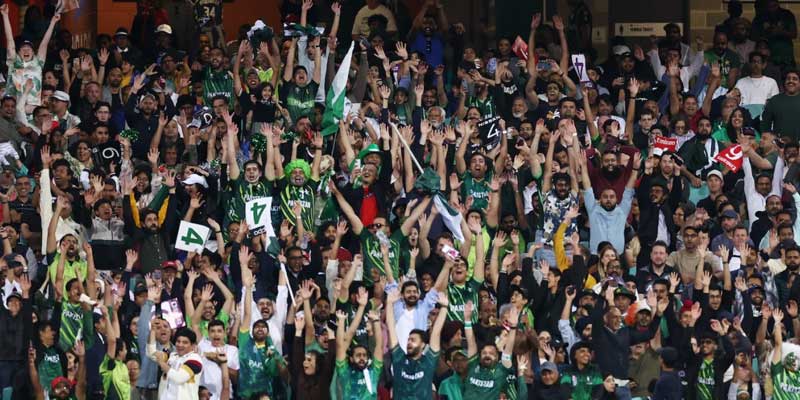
[743,147,785,229]
[761,70,800,141]
[679,116,723,190]
[237,260,288,398]
[124,72,164,160]
[282,38,321,122]
[751,193,786,246]
[122,172,179,274]
[580,147,640,254]
[385,256,449,351]
[769,308,800,399]
[438,347,470,400]
[385,287,447,400]
[773,245,800,305]
[334,286,382,399]
[138,284,175,400]
[733,274,767,339]
[704,31,741,89]
[446,223,486,324]
[274,132,323,232]
[408,0,447,67]
[591,284,666,399]
[668,225,722,284]
[202,47,234,111]
[462,301,519,400]
[28,341,87,400]
[53,239,97,353]
[560,342,602,400]
[684,319,735,400]
[541,120,579,250]
[585,124,639,200]
[635,161,683,265]
[46,195,89,301]
[225,121,273,226]
[455,129,499,209]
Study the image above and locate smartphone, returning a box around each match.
[442,244,460,261]
[536,60,551,71]
[566,285,576,296]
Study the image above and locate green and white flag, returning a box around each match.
[433,193,464,243]
[321,41,355,136]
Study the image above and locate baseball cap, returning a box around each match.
[161,260,178,270]
[706,170,723,181]
[51,376,73,392]
[659,346,679,364]
[187,118,202,129]
[114,27,129,37]
[52,90,70,103]
[612,45,631,56]
[155,24,173,35]
[181,174,208,188]
[5,291,22,302]
[720,209,739,219]
[540,361,558,373]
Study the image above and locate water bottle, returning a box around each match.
[376,230,390,247]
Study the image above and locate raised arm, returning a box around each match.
[239,247,255,328]
[429,292,448,352]
[502,307,520,368]
[553,15,569,73]
[368,308,383,362]
[773,308,785,364]
[464,300,477,357]
[328,180,364,234]
[283,38,298,83]
[38,12,61,60]
[0,5,15,59]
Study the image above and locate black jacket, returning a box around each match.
[636,173,683,264]
[590,297,661,378]
[0,296,32,360]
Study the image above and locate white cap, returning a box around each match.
[636,299,652,314]
[707,170,723,181]
[182,173,208,188]
[155,24,173,35]
[612,45,631,56]
[52,90,70,103]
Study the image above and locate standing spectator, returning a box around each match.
[351,0,397,39]
[735,52,779,111]
[761,69,800,141]
[751,0,797,71]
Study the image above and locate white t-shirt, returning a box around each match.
[197,338,240,400]
[735,75,780,106]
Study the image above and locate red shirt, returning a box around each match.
[359,186,378,226]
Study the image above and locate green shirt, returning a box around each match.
[47,255,88,302]
[99,355,131,400]
[278,177,318,232]
[334,358,383,400]
[38,346,64,392]
[226,177,273,225]
[771,360,800,400]
[462,355,510,400]
[203,67,234,110]
[390,346,439,400]
[447,278,483,324]
[58,301,94,352]
[559,365,603,400]
[283,81,319,122]
[697,358,715,400]
[460,170,493,210]
[438,374,465,400]
[703,50,741,88]
[186,310,230,340]
[358,229,403,285]
[238,330,282,398]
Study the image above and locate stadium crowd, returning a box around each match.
[2,0,800,399]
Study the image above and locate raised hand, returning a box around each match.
[464,300,473,321]
[356,287,368,306]
[531,12,541,29]
[552,15,564,31]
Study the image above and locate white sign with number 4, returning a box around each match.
[245,197,275,237]
[176,221,211,253]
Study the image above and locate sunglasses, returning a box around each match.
[367,223,385,229]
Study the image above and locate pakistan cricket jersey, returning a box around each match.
[462,355,511,400]
[447,279,483,324]
[460,170,493,210]
[390,346,438,400]
[38,346,64,392]
[58,301,94,352]
[771,360,800,400]
[696,358,715,400]
[226,177,273,225]
[238,330,283,398]
[278,178,318,232]
[359,230,404,285]
[334,358,383,400]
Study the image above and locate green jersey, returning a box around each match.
[38,346,64,392]
[460,170,493,210]
[771,360,800,400]
[438,374,465,400]
[336,299,372,347]
[359,229,403,285]
[278,178,318,232]
[58,301,93,352]
[466,95,496,118]
[390,346,439,400]
[186,310,230,340]
[559,365,603,400]
[462,355,510,400]
[697,358,715,400]
[447,278,483,324]
[47,255,88,302]
[334,358,383,400]
[99,355,131,400]
[203,67,234,110]
[238,330,282,398]
[283,81,319,122]
[226,177,273,225]
[703,50,741,88]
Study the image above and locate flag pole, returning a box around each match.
[389,122,424,174]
